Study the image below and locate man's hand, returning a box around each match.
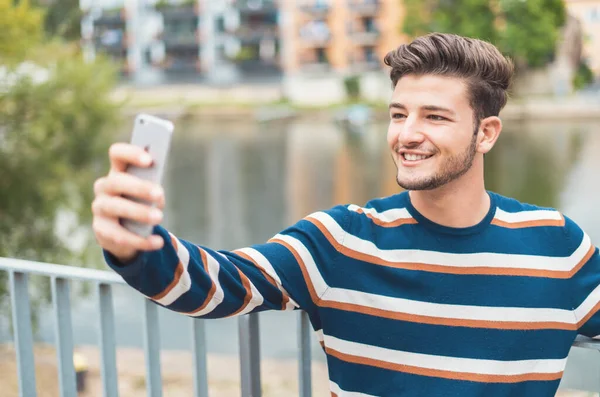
[92,143,166,263]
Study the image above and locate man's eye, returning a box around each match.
[428,115,447,121]
[391,113,406,119]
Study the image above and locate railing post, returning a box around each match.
[9,271,37,397]
[143,298,162,397]
[191,319,209,397]
[97,283,119,397]
[239,313,261,397]
[51,277,77,397]
[298,311,312,397]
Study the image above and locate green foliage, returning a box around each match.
[573,61,595,90]
[0,0,120,330]
[0,0,45,62]
[39,0,83,40]
[343,75,361,100]
[402,0,567,69]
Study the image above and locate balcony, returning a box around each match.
[235,25,279,42]
[300,3,330,17]
[236,0,278,13]
[348,0,380,16]
[299,22,331,48]
[349,29,380,45]
[162,32,200,50]
[155,4,199,20]
[0,257,315,397]
[93,9,126,27]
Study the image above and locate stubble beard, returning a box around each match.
[395,132,478,191]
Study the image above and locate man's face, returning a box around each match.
[387,74,480,191]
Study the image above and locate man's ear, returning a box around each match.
[477,116,502,154]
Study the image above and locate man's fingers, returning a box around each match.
[93,217,164,252]
[108,142,153,172]
[92,195,163,225]
[96,172,164,204]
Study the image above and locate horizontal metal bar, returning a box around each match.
[573,335,600,351]
[98,283,119,397]
[9,271,37,397]
[0,257,124,285]
[52,277,77,397]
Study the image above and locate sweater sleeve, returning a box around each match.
[565,215,600,337]
[104,205,350,319]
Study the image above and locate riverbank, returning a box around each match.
[0,343,597,396]
[112,84,600,122]
[0,343,331,396]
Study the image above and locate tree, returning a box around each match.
[401,0,567,69]
[0,0,44,62]
[40,0,83,40]
[0,0,120,327]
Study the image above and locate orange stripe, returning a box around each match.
[355,208,418,228]
[151,235,183,301]
[331,393,338,397]
[307,217,595,279]
[320,300,576,331]
[491,214,565,229]
[183,248,216,315]
[234,250,291,311]
[269,239,321,304]
[325,347,563,383]
[228,267,253,317]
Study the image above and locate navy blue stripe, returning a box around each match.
[321,308,575,361]
[327,354,562,396]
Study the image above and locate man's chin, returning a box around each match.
[396,176,439,191]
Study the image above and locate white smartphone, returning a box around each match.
[120,113,174,237]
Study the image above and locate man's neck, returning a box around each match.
[408,177,491,229]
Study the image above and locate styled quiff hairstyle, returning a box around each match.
[384,33,514,125]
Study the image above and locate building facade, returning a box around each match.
[565,0,600,78]
[79,0,404,82]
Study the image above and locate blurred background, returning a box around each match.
[1,0,600,396]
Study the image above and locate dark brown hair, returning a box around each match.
[384,33,514,124]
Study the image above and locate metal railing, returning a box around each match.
[0,257,314,397]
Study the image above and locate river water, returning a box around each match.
[20,115,600,390]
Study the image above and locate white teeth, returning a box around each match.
[403,153,430,161]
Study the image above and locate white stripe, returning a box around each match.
[310,212,591,273]
[574,282,600,323]
[348,204,413,223]
[188,250,224,316]
[272,234,329,297]
[236,247,299,310]
[324,334,567,376]
[315,329,324,342]
[323,287,576,325]
[235,277,264,316]
[154,234,191,306]
[330,381,377,397]
[494,208,562,223]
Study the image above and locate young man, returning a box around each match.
[92,33,600,396]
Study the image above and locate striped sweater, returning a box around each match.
[105,191,600,396]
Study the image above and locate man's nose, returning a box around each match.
[397,115,425,147]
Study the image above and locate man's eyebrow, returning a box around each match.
[388,102,406,110]
[422,105,456,116]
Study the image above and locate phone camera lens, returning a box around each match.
[140,119,145,125]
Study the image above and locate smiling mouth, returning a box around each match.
[402,153,433,161]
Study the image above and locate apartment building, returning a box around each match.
[79,0,403,81]
[280,0,404,75]
[565,0,600,78]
